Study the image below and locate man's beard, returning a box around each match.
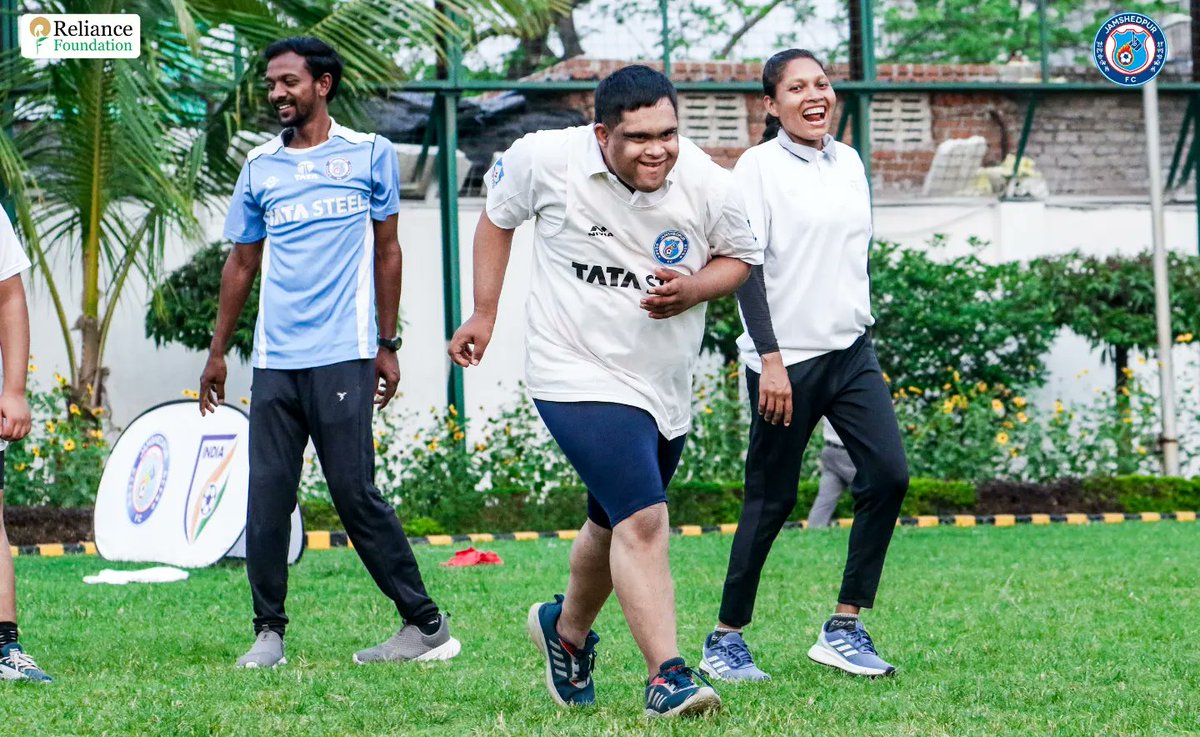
[276,102,310,128]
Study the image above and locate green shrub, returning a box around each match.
[145,241,259,361]
[300,500,340,531]
[901,478,977,515]
[475,487,585,532]
[402,516,447,537]
[1083,476,1200,514]
[872,236,1057,392]
[667,482,743,526]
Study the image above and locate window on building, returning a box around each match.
[870,93,932,148]
[678,93,749,147]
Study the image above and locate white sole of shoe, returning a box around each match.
[352,637,463,665]
[239,656,287,669]
[806,642,893,677]
[527,602,570,708]
[698,658,769,682]
[697,659,725,681]
[645,687,722,718]
[414,637,462,662]
[0,664,23,680]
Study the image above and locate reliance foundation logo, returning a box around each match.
[20,14,140,59]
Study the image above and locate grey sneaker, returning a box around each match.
[353,614,462,664]
[236,630,286,669]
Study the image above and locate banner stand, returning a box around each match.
[95,400,303,568]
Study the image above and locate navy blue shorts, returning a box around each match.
[534,400,686,529]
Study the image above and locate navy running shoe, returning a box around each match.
[0,643,52,683]
[700,631,771,682]
[807,617,896,677]
[527,594,599,707]
[644,657,721,718]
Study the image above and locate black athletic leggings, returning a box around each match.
[718,334,909,627]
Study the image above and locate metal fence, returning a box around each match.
[387,1,1200,411]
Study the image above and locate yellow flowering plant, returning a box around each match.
[893,369,1162,482]
[2,374,109,506]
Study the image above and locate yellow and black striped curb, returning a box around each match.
[12,511,1193,557]
[7,511,1190,556]
[8,542,97,558]
[303,511,1197,549]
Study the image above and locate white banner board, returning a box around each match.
[95,401,303,567]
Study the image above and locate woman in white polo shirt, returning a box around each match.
[701,49,909,682]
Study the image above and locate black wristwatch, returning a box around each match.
[377,335,402,352]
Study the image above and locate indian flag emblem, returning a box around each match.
[183,435,239,544]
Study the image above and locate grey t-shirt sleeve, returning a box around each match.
[736,264,779,355]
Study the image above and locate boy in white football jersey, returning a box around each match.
[0,206,48,683]
[449,65,761,718]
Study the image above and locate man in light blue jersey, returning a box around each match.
[200,37,459,669]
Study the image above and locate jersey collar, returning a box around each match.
[586,124,676,204]
[281,117,343,153]
[776,130,836,163]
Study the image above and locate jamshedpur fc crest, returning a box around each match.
[126,434,169,525]
[653,229,690,265]
[183,435,239,544]
[1094,13,1165,87]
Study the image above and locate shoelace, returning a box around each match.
[564,642,596,685]
[5,649,40,672]
[659,664,711,692]
[842,625,878,655]
[715,638,754,669]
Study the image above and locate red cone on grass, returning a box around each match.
[441,547,504,567]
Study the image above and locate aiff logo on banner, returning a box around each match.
[1094,12,1166,87]
[183,435,240,544]
[19,14,140,59]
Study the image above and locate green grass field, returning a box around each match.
[2,522,1197,736]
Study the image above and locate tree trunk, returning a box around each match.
[507,33,555,79]
[556,5,584,59]
[76,315,102,409]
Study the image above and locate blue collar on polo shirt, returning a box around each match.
[586,124,676,205]
[775,130,836,163]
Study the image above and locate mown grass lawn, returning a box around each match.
[2,521,1197,736]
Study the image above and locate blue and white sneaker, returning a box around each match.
[699,631,771,682]
[527,594,599,707]
[0,643,53,683]
[645,657,721,718]
[806,616,896,677]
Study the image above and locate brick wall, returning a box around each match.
[523,57,1192,197]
